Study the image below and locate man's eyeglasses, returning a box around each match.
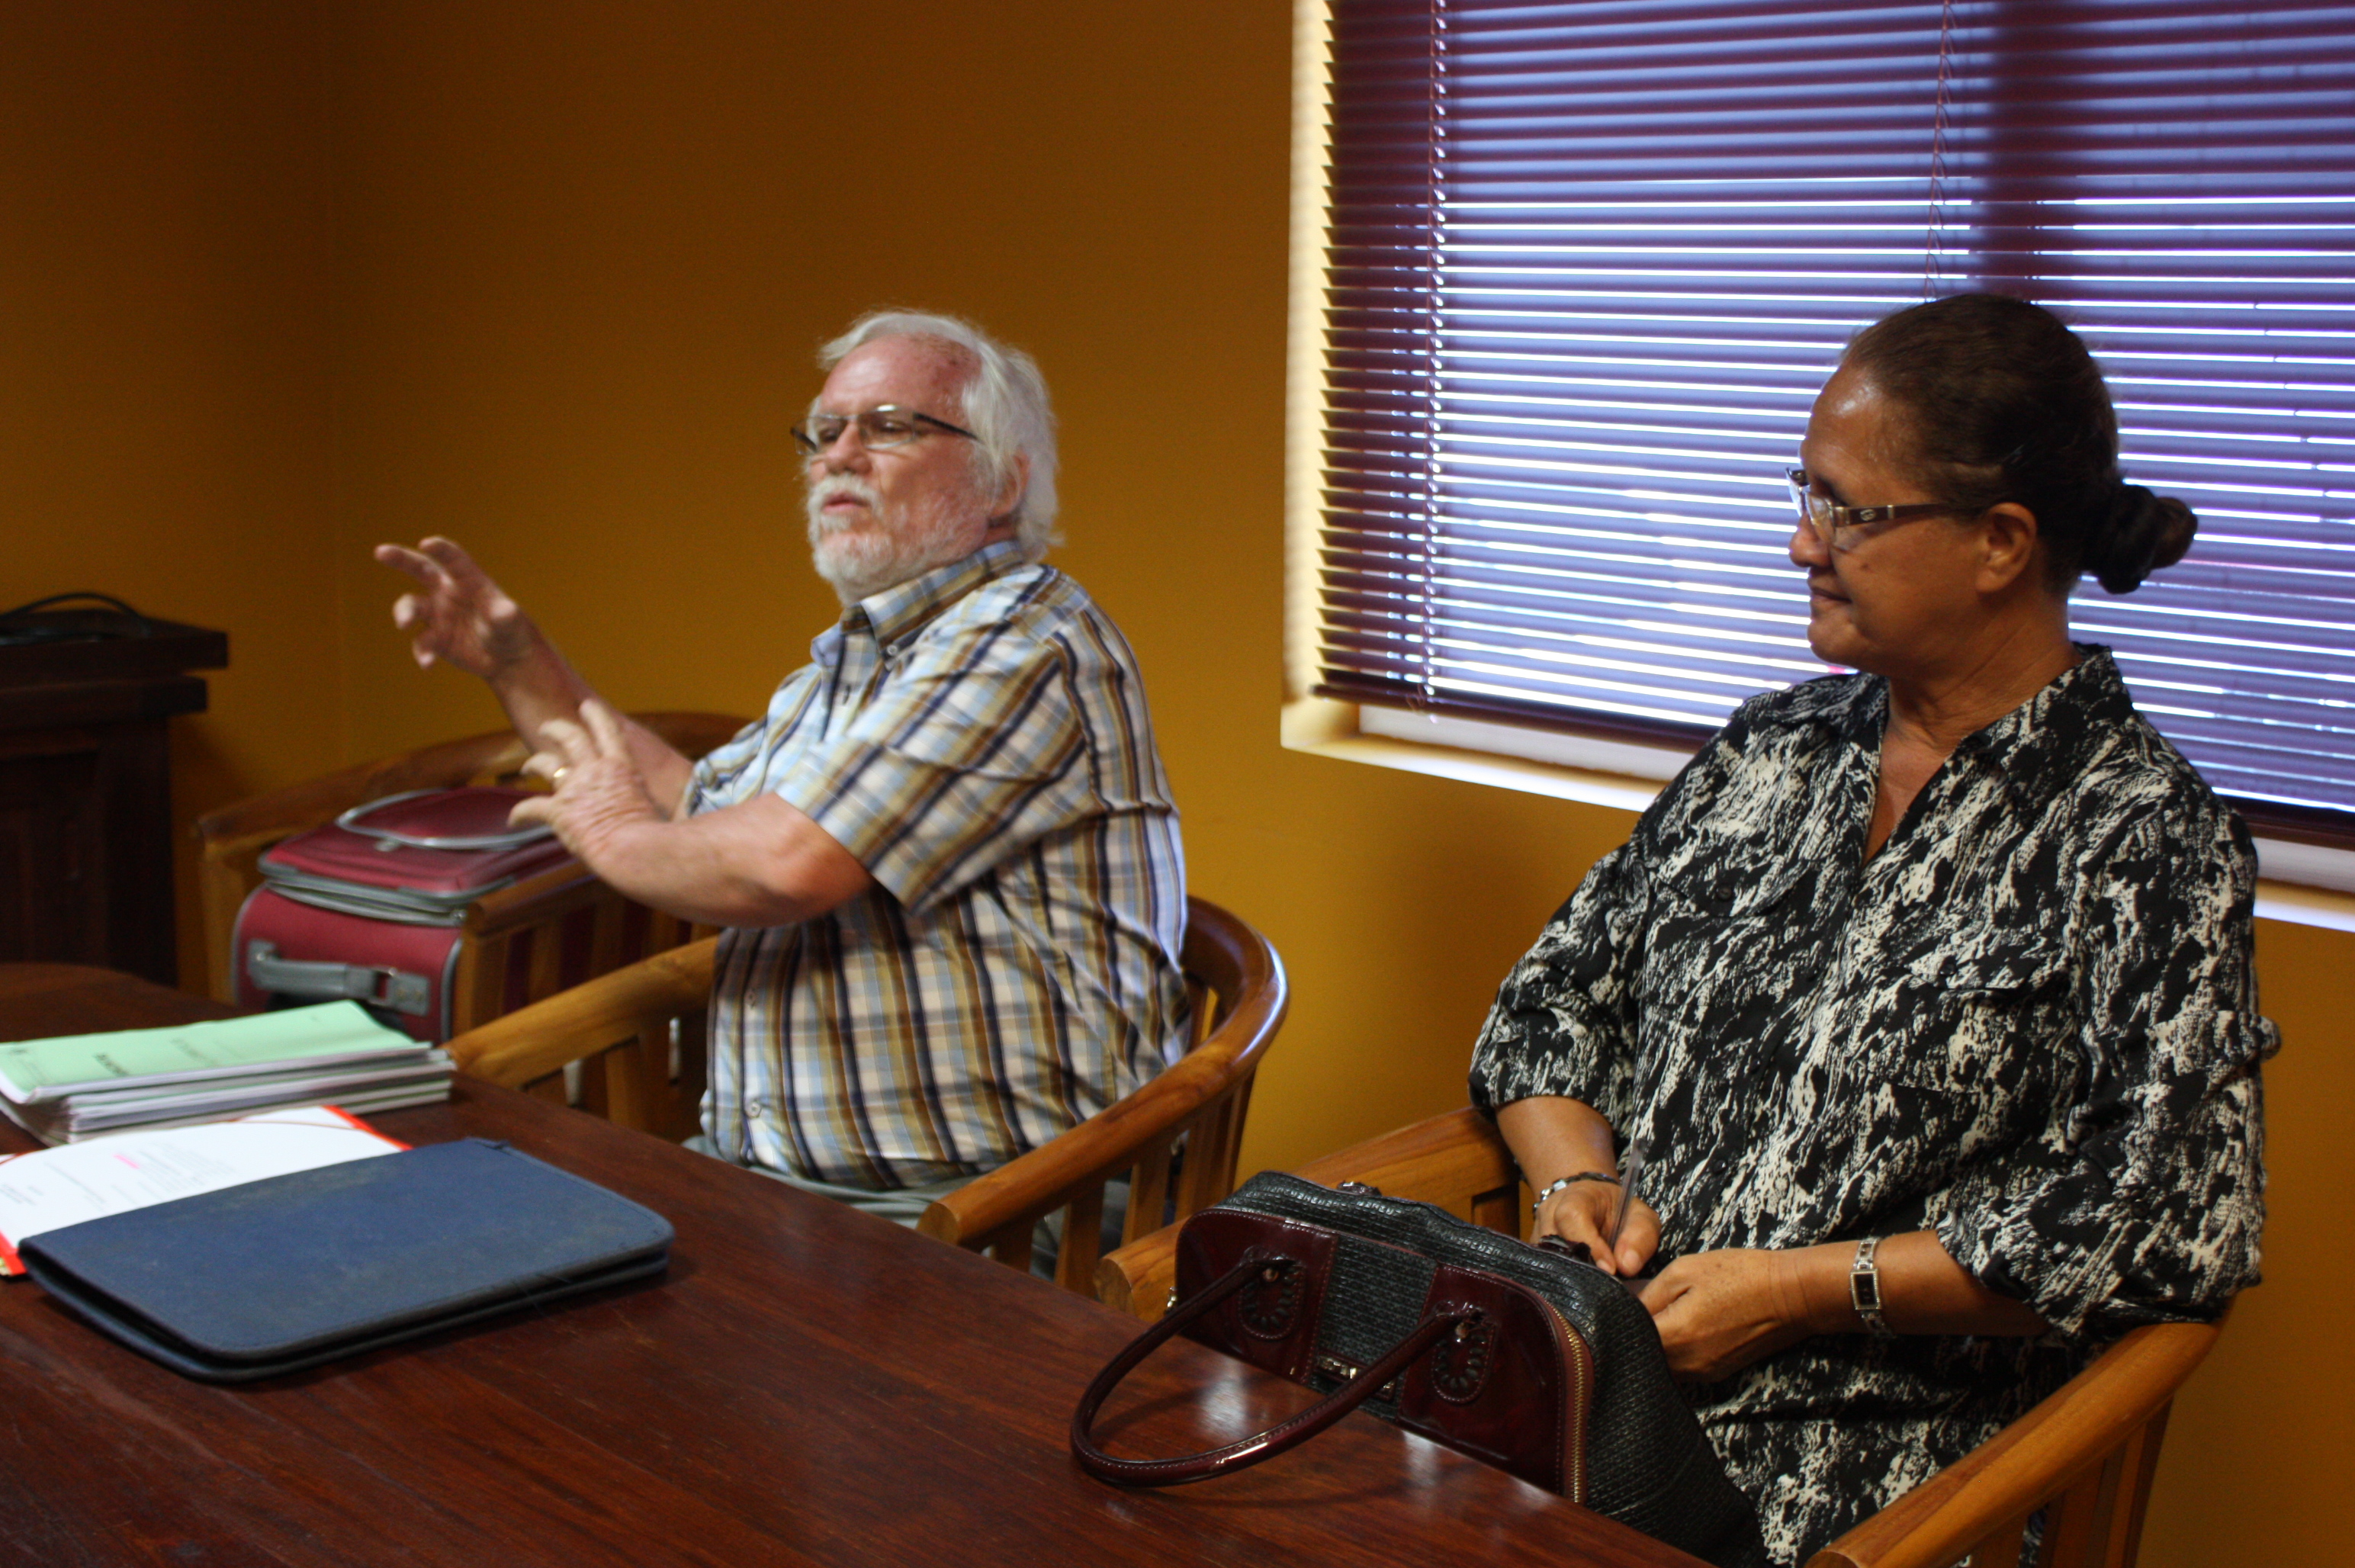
[1785,467,1966,553]
[792,406,978,457]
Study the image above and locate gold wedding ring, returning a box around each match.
[551,766,570,786]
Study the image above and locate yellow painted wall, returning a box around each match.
[8,4,2348,1560]
[0,2,345,982]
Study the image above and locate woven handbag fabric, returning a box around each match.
[1073,1171,1766,1568]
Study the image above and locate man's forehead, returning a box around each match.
[817,335,975,412]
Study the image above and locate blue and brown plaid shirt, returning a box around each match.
[688,541,1190,1189]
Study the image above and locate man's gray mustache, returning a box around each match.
[807,479,882,536]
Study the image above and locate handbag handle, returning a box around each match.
[1070,1255,1477,1488]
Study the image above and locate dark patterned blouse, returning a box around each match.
[1469,647,2273,1568]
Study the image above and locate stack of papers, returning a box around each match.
[0,1002,451,1145]
[0,1105,408,1275]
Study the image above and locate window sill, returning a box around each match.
[1283,698,2355,934]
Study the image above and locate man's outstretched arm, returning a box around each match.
[510,699,873,927]
[375,536,695,811]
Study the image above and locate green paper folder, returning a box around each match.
[0,1002,423,1103]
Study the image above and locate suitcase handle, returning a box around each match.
[247,940,432,1017]
[335,789,555,853]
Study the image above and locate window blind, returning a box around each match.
[1316,0,2355,836]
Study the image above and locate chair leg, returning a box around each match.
[452,932,506,1036]
[2086,1443,2132,1568]
[588,895,625,983]
[1969,1515,2028,1568]
[525,921,564,1005]
[602,1027,667,1134]
[1214,1078,1256,1187]
[1054,1184,1105,1296]
[1125,1137,1174,1245]
[673,1010,710,1142]
[1174,1097,1239,1217]
[2114,1404,2171,1568]
[985,1223,1034,1274]
[2040,1466,2104,1566]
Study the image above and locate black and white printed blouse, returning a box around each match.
[1469,647,2273,1568]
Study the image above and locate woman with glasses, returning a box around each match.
[1470,293,2272,1567]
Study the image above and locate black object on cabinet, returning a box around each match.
[0,608,229,986]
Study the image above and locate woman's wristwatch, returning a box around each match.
[1531,1170,1618,1216]
[1850,1236,1896,1337]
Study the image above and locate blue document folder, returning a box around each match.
[21,1137,672,1382]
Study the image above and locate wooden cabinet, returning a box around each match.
[0,612,227,986]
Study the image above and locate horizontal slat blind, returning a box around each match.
[1318,0,2355,832]
[2008,6,2355,827]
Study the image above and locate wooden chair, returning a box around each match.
[194,712,747,1030]
[446,895,1290,1297]
[1097,1108,2223,1568]
[1804,1314,2220,1568]
[917,895,1288,1296]
[447,933,717,1142]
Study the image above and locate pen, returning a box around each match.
[1606,1138,1646,1258]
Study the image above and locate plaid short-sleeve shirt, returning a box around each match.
[687,542,1190,1190]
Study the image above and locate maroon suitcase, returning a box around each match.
[232,789,577,1043]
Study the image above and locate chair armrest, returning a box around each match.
[919,1039,1255,1248]
[446,936,718,1089]
[1804,1317,2222,1568]
[1097,1220,1183,1321]
[1290,1106,1515,1197]
[1093,1107,1518,1321]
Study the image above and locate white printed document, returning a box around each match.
[0,1106,406,1276]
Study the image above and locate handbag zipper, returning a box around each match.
[1536,1298,1595,1503]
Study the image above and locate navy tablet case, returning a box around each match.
[20,1137,673,1382]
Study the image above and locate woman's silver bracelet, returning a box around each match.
[1530,1170,1618,1216]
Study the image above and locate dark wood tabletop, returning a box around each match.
[0,963,1706,1568]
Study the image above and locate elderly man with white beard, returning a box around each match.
[374,310,1190,1226]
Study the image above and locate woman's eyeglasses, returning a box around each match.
[1786,467,1966,553]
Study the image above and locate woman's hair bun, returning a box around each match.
[2087,484,2197,594]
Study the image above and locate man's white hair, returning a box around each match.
[819,310,1062,559]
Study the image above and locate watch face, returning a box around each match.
[1850,1243,1882,1314]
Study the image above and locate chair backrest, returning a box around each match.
[445,934,718,1142]
[1096,1102,2222,1568]
[1804,1314,2223,1568]
[917,895,1289,1296]
[195,712,748,1017]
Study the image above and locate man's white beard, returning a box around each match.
[805,476,981,605]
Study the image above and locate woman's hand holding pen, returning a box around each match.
[1532,1174,1659,1277]
[1521,1150,1824,1380]
[1498,1097,1660,1277]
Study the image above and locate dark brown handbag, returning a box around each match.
[1070,1172,1766,1568]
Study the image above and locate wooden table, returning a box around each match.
[0,964,1705,1568]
